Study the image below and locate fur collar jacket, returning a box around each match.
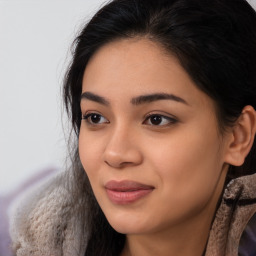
[11,172,256,256]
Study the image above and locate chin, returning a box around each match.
[111,223,145,235]
[105,213,153,235]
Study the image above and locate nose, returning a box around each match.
[103,126,143,169]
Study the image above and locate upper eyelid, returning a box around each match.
[82,110,104,117]
[145,115,176,121]
[144,111,178,120]
[81,110,178,122]
[82,112,107,119]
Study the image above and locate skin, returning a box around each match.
[78,38,239,256]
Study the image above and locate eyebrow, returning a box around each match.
[131,93,188,105]
[80,92,110,106]
[80,91,188,106]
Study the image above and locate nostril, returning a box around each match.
[104,160,136,169]
[104,158,125,168]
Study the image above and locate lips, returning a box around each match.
[105,180,154,204]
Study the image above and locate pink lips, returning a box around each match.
[105,180,154,205]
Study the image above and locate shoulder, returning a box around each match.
[10,170,87,256]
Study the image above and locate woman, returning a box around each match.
[11,0,256,255]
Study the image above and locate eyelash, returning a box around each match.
[143,113,177,126]
[82,112,178,127]
[82,113,109,125]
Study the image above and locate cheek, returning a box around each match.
[78,130,102,179]
[146,124,223,205]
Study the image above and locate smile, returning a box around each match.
[105,180,154,205]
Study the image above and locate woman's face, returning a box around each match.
[79,38,230,235]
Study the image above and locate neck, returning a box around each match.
[121,215,209,256]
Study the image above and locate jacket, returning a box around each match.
[11,172,256,256]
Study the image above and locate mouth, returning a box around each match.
[105,180,154,205]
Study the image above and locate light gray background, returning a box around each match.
[1,0,256,196]
[0,0,106,195]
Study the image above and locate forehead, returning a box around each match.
[82,38,212,109]
[83,38,175,87]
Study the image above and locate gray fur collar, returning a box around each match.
[11,172,256,256]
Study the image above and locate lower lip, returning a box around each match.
[106,189,153,205]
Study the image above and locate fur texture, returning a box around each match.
[11,172,256,256]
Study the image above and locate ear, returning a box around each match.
[224,105,256,166]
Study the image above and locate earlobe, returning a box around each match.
[225,105,256,166]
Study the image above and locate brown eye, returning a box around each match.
[90,114,102,123]
[82,113,109,124]
[149,115,163,125]
[144,114,177,126]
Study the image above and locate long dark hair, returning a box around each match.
[63,0,256,255]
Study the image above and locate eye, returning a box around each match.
[82,113,109,125]
[143,114,177,126]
